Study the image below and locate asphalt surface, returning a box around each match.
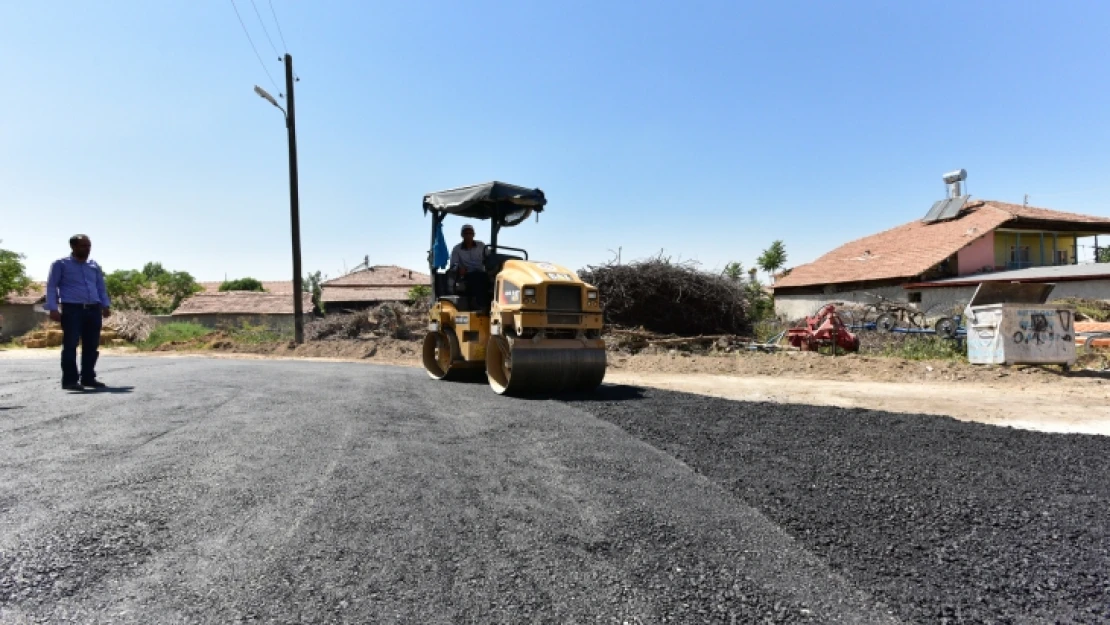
[0,355,1106,623]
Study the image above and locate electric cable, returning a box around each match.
[268,0,291,54]
[249,0,282,60]
[230,0,281,95]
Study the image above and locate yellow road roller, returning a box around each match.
[421,181,606,395]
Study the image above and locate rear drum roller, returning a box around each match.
[422,330,463,380]
[486,336,606,396]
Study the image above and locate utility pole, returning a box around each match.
[284,54,304,344]
[254,56,304,343]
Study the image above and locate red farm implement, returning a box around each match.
[786,304,860,353]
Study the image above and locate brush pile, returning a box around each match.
[105,309,156,342]
[578,256,751,336]
[306,303,425,341]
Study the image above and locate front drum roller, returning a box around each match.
[422,330,464,380]
[486,336,606,396]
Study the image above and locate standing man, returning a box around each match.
[449,224,489,310]
[44,235,111,390]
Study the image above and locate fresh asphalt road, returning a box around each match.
[0,355,897,624]
[2,355,1108,624]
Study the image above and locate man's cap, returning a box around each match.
[461,224,475,235]
[69,234,90,245]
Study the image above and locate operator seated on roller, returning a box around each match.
[449,223,490,310]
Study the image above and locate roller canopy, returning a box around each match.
[422,181,546,222]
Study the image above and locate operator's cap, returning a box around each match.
[461,224,475,235]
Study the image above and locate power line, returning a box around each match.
[268,0,290,54]
[229,0,281,95]
[267,0,299,82]
[249,0,282,60]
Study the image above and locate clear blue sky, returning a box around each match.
[3,1,1109,282]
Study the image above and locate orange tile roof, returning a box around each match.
[774,200,1110,289]
[172,292,312,315]
[322,265,429,287]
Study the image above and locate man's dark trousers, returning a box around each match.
[60,305,102,387]
[463,271,490,310]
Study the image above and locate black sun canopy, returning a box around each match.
[422,181,546,225]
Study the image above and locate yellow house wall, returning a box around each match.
[993,232,1075,268]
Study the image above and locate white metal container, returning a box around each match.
[966,283,1076,366]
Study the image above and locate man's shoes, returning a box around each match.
[81,379,107,389]
[62,383,84,391]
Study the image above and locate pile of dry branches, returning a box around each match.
[578,255,751,336]
[105,309,156,342]
[305,303,425,341]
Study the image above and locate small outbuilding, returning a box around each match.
[1,283,46,341]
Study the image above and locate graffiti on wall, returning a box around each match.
[1011,309,1073,345]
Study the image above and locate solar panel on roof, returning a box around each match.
[936,195,969,221]
[923,199,948,223]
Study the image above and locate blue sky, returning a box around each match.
[3,1,1109,283]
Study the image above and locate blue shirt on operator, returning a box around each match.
[44,256,111,311]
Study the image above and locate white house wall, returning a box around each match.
[781,279,1110,322]
[774,285,906,320]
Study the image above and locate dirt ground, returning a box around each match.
[8,336,1109,435]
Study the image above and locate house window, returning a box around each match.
[1009,245,1031,268]
[908,291,922,303]
[1054,249,1068,265]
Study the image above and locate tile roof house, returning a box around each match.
[773,199,1110,320]
[320,265,430,310]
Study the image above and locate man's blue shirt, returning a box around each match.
[45,256,111,311]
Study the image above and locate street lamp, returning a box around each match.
[253,85,285,115]
[253,53,304,344]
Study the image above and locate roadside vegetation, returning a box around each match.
[878,336,966,361]
[140,322,212,350]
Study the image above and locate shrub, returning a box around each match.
[879,336,966,361]
[224,320,290,344]
[220,278,265,292]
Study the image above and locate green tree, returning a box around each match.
[408,284,432,302]
[154,271,202,312]
[106,263,201,314]
[1099,247,1110,263]
[756,240,788,278]
[105,269,152,311]
[0,244,33,301]
[220,277,265,292]
[303,271,324,310]
[722,261,744,282]
[142,262,168,280]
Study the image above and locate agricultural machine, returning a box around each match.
[786,304,860,352]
